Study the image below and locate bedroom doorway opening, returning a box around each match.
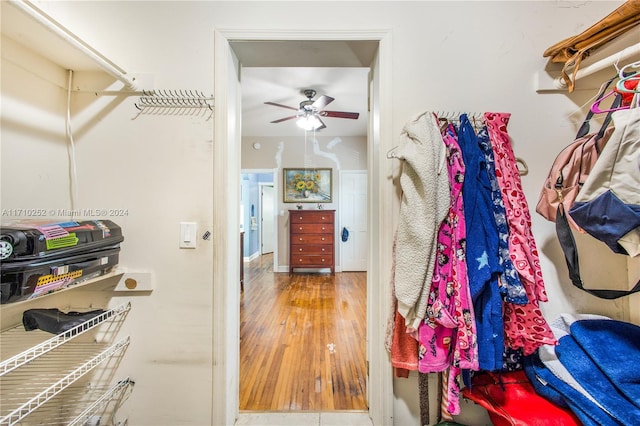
[238,59,370,411]
[213,29,394,425]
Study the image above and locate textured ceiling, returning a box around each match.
[233,40,377,138]
[241,67,369,138]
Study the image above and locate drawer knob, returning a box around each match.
[299,248,303,251]
[299,259,303,262]
[299,237,303,241]
[299,227,303,231]
[299,216,302,220]
[321,248,325,252]
[321,259,325,262]
[321,227,325,231]
[321,216,325,220]
[321,237,325,241]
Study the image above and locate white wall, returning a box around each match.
[2,1,635,425]
[242,135,367,269]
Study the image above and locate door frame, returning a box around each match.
[241,168,278,268]
[213,28,394,426]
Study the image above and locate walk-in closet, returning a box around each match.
[1,1,639,425]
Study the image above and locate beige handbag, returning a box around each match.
[536,79,620,230]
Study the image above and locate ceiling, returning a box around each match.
[232,40,377,138]
[1,1,375,139]
[241,67,369,137]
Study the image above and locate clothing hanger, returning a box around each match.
[590,89,629,114]
[516,157,528,176]
[631,92,639,109]
[618,60,640,79]
[615,71,640,94]
[566,76,618,123]
[386,146,398,159]
[438,117,450,133]
[613,58,640,93]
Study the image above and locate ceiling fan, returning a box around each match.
[265,89,360,131]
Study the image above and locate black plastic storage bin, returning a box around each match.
[0,220,124,304]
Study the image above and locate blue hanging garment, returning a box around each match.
[341,227,349,242]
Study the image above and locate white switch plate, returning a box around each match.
[180,222,197,249]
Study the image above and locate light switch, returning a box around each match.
[180,222,197,249]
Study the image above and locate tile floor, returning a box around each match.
[236,411,372,426]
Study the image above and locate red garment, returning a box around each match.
[615,78,639,106]
[484,112,556,354]
[391,308,419,373]
[462,370,582,426]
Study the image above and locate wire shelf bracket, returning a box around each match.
[67,378,134,426]
[133,90,214,120]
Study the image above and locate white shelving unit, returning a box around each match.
[2,2,149,422]
[0,302,133,426]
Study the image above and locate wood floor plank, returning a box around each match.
[239,254,367,411]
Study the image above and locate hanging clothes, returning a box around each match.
[476,127,528,305]
[483,112,556,354]
[393,112,450,330]
[457,114,504,371]
[418,125,478,415]
[385,232,419,377]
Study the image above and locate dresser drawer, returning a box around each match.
[290,223,333,234]
[291,255,334,266]
[288,209,335,274]
[291,244,333,255]
[290,211,334,224]
[291,234,334,244]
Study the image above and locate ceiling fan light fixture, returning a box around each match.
[296,114,322,131]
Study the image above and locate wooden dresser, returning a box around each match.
[289,210,335,274]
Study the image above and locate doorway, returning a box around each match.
[213,29,394,426]
[239,65,369,411]
[260,184,275,255]
[241,170,277,269]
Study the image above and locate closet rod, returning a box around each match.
[554,42,640,89]
[9,0,138,91]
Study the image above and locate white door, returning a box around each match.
[261,185,275,254]
[340,170,367,271]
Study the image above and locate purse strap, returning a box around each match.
[594,93,623,152]
[556,203,640,299]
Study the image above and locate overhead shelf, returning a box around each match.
[1,0,138,89]
[536,41,640,92]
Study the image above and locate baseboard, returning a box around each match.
[244,251,261,262]
[280,266,342,274]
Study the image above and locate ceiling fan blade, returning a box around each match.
[270,115,298,123]
[265,101,298,111]
[316,117,327,130]
[320,110,360,120]
[312,95,334,110]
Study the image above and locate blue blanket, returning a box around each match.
[569,319,640,409]
[551,318,640,424]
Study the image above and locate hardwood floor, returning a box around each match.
[239,253,368,411]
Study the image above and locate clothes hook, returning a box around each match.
[516,157,529,176]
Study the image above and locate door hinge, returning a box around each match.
[367,360,370,376]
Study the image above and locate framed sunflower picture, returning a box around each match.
[283,168,332,203]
